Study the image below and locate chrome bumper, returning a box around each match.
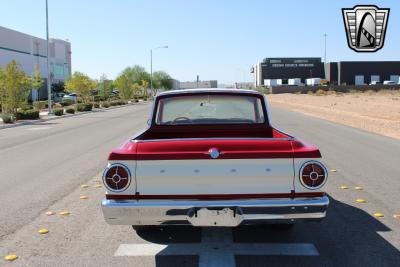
[101,196,329,227]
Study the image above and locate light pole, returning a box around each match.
[150,45,168,96]
[45,0,52,114]
[323,33,327,64]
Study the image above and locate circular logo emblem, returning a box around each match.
[209,148,220,159]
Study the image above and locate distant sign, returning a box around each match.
[271,64,314,68]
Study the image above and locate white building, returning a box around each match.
[0,26,71,100]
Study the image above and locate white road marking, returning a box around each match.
[115,227,319,267]
[27,127,51,131]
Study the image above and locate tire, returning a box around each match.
[132,225,157,231]
[271,223,294,230]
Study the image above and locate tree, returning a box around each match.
[141,79,149,97]
[0,67,5,112]
[153,71,173,92]
[121,65,150,84]
[0,60,32,114]
[64,72,95,103]
[98,74,113,100]
[132,83,140,97]
[32,65,43,102]
[114,74,133,100]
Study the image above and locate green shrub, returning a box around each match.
[101,102,110,108]
[76,103,93,112]
[33,101,48,110]
[93,102,100,108]
[66,108,75,114]
[21,103,33,111]
[143,96,148,101]
[93,95,102,102]
[77,98,83,103]
[61,99,74,106]
[1,114,14,123]
[16,109,40,120]
[53,108,64,116]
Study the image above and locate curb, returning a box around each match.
[0,101,148,130]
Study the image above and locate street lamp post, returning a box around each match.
[46,0,52,114]
[150,45,168,96]
[323,33,327,64]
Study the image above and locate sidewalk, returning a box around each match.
[0,100,147,130]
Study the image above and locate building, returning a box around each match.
[179,80,218,89]
[0,26,72,100]
[325,61,400,85]
[253,57,400,86]
[253,58,324,87]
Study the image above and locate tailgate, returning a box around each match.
[135,139,294,196]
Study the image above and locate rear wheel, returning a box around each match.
[132,225,158,231]
[270,223,294,230]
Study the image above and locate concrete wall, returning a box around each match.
[270,85,400,94]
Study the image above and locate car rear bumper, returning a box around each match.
[101,195,329,226]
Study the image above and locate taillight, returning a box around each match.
[300,161,328,189]
[103,163,131,192]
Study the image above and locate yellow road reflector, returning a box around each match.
[356,199,366,203]
[4,254,18,261]
[45,211,55,216]
[374,213,384,218]
[340,185,348,189]
[94,184,102,188]
[59,211,70,216]
[38,228,49,234]
[80,184,89,188]
[354,186,363,190]
[393,214,400,219]
[330,169,337,172]
[80,195,88,200]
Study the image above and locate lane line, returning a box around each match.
[114,243,319,256]
[115,228,319,267]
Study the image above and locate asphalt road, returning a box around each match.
[0,102,399,267]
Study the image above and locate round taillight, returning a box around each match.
[103,163,131,192]
[300,161,328,189]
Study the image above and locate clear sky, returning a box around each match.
[1,0,399,84]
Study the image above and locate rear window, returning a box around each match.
[155,94,265,125]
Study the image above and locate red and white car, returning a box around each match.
[101,89,329,228]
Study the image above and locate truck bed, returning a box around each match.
[136,126,290,140]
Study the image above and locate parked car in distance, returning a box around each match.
[369,81,381,85]
[383,80,396,85]
[62,93,78,103]
[306,78,321,86]
[288,78,301,86]
[101,89,329,229]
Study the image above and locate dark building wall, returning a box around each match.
[338,61,400,85]
[261,58,325,84]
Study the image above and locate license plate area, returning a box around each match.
[187,207,243,227]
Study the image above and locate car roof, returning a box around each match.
[156,88,262,97]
